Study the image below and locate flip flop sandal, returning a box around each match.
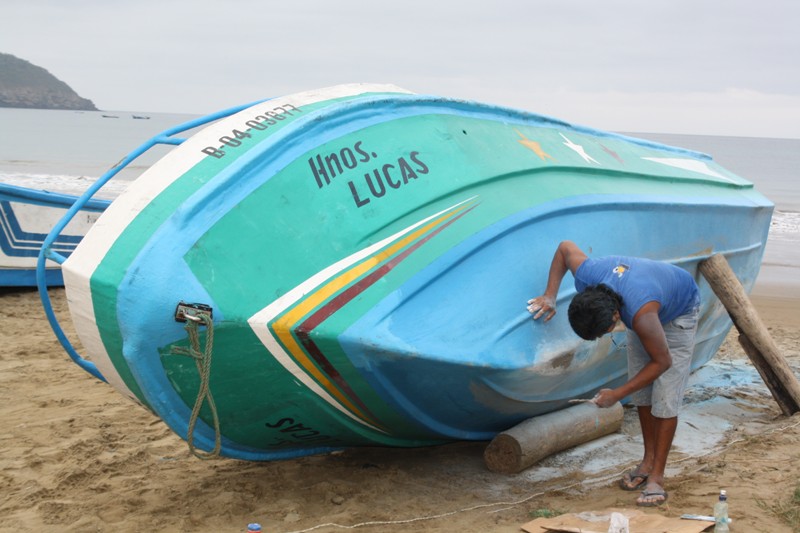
[637,489,668,507]
[619,470,648,491]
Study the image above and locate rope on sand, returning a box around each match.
[282,481,583,533]
[170,312,221,459]
[283,417,800,533]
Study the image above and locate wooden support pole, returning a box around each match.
[738,333,798,416]
[484,402,623,474]
[699,253,800,415]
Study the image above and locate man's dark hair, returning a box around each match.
[568,284,623,340]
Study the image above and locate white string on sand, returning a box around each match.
[283,417,800,533]
[281,481,581,533]
[282,483,581,533]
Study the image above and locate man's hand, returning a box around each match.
[528,241,587,323]
[527,295,556,321]
[592,388,618,408]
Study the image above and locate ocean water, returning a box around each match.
[1,107,798,289]
[0,108,199,198]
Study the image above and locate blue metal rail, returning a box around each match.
[37,100,266,382]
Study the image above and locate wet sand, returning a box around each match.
[1,286,799,532]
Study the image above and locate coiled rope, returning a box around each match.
[170,312,222,459]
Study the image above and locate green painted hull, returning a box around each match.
[59,84,773,460]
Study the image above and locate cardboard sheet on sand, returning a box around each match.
[522,508,713,533]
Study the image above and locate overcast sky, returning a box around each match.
[2,1,799,138]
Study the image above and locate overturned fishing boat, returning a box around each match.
[40,83,773,460]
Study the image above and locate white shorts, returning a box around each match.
[626,307,700,418]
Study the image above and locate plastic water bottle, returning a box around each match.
[714,490,729,532]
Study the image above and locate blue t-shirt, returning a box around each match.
[574,256,700,328]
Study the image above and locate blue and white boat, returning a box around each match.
[0,179,114,286]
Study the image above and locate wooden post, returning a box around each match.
[484,402,623,474]
[699,254,800,415]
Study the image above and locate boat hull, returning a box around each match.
[60,84,773,460]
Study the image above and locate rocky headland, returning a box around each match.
[0,52,97,110]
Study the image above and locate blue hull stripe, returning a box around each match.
[0,200,84,258]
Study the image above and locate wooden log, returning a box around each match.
[738,333,798,416]
[484,402,623,474]
[699,254,800,415]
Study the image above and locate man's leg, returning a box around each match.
[635,306,698,505]
[635,405,656,471]
[636,407,677,505]
[621,332,656,489]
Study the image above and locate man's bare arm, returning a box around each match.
[593,302,672,407]
[528,241,588,321]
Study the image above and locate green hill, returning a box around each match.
[0,52,97,110]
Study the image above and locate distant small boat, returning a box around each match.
[101,114,119,118]
[41,83,773,461]
[0,182,111,286]
[132,115,150,120]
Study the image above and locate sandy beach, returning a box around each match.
[1,283,799,532]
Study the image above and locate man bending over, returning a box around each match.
[527,240,700,507]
